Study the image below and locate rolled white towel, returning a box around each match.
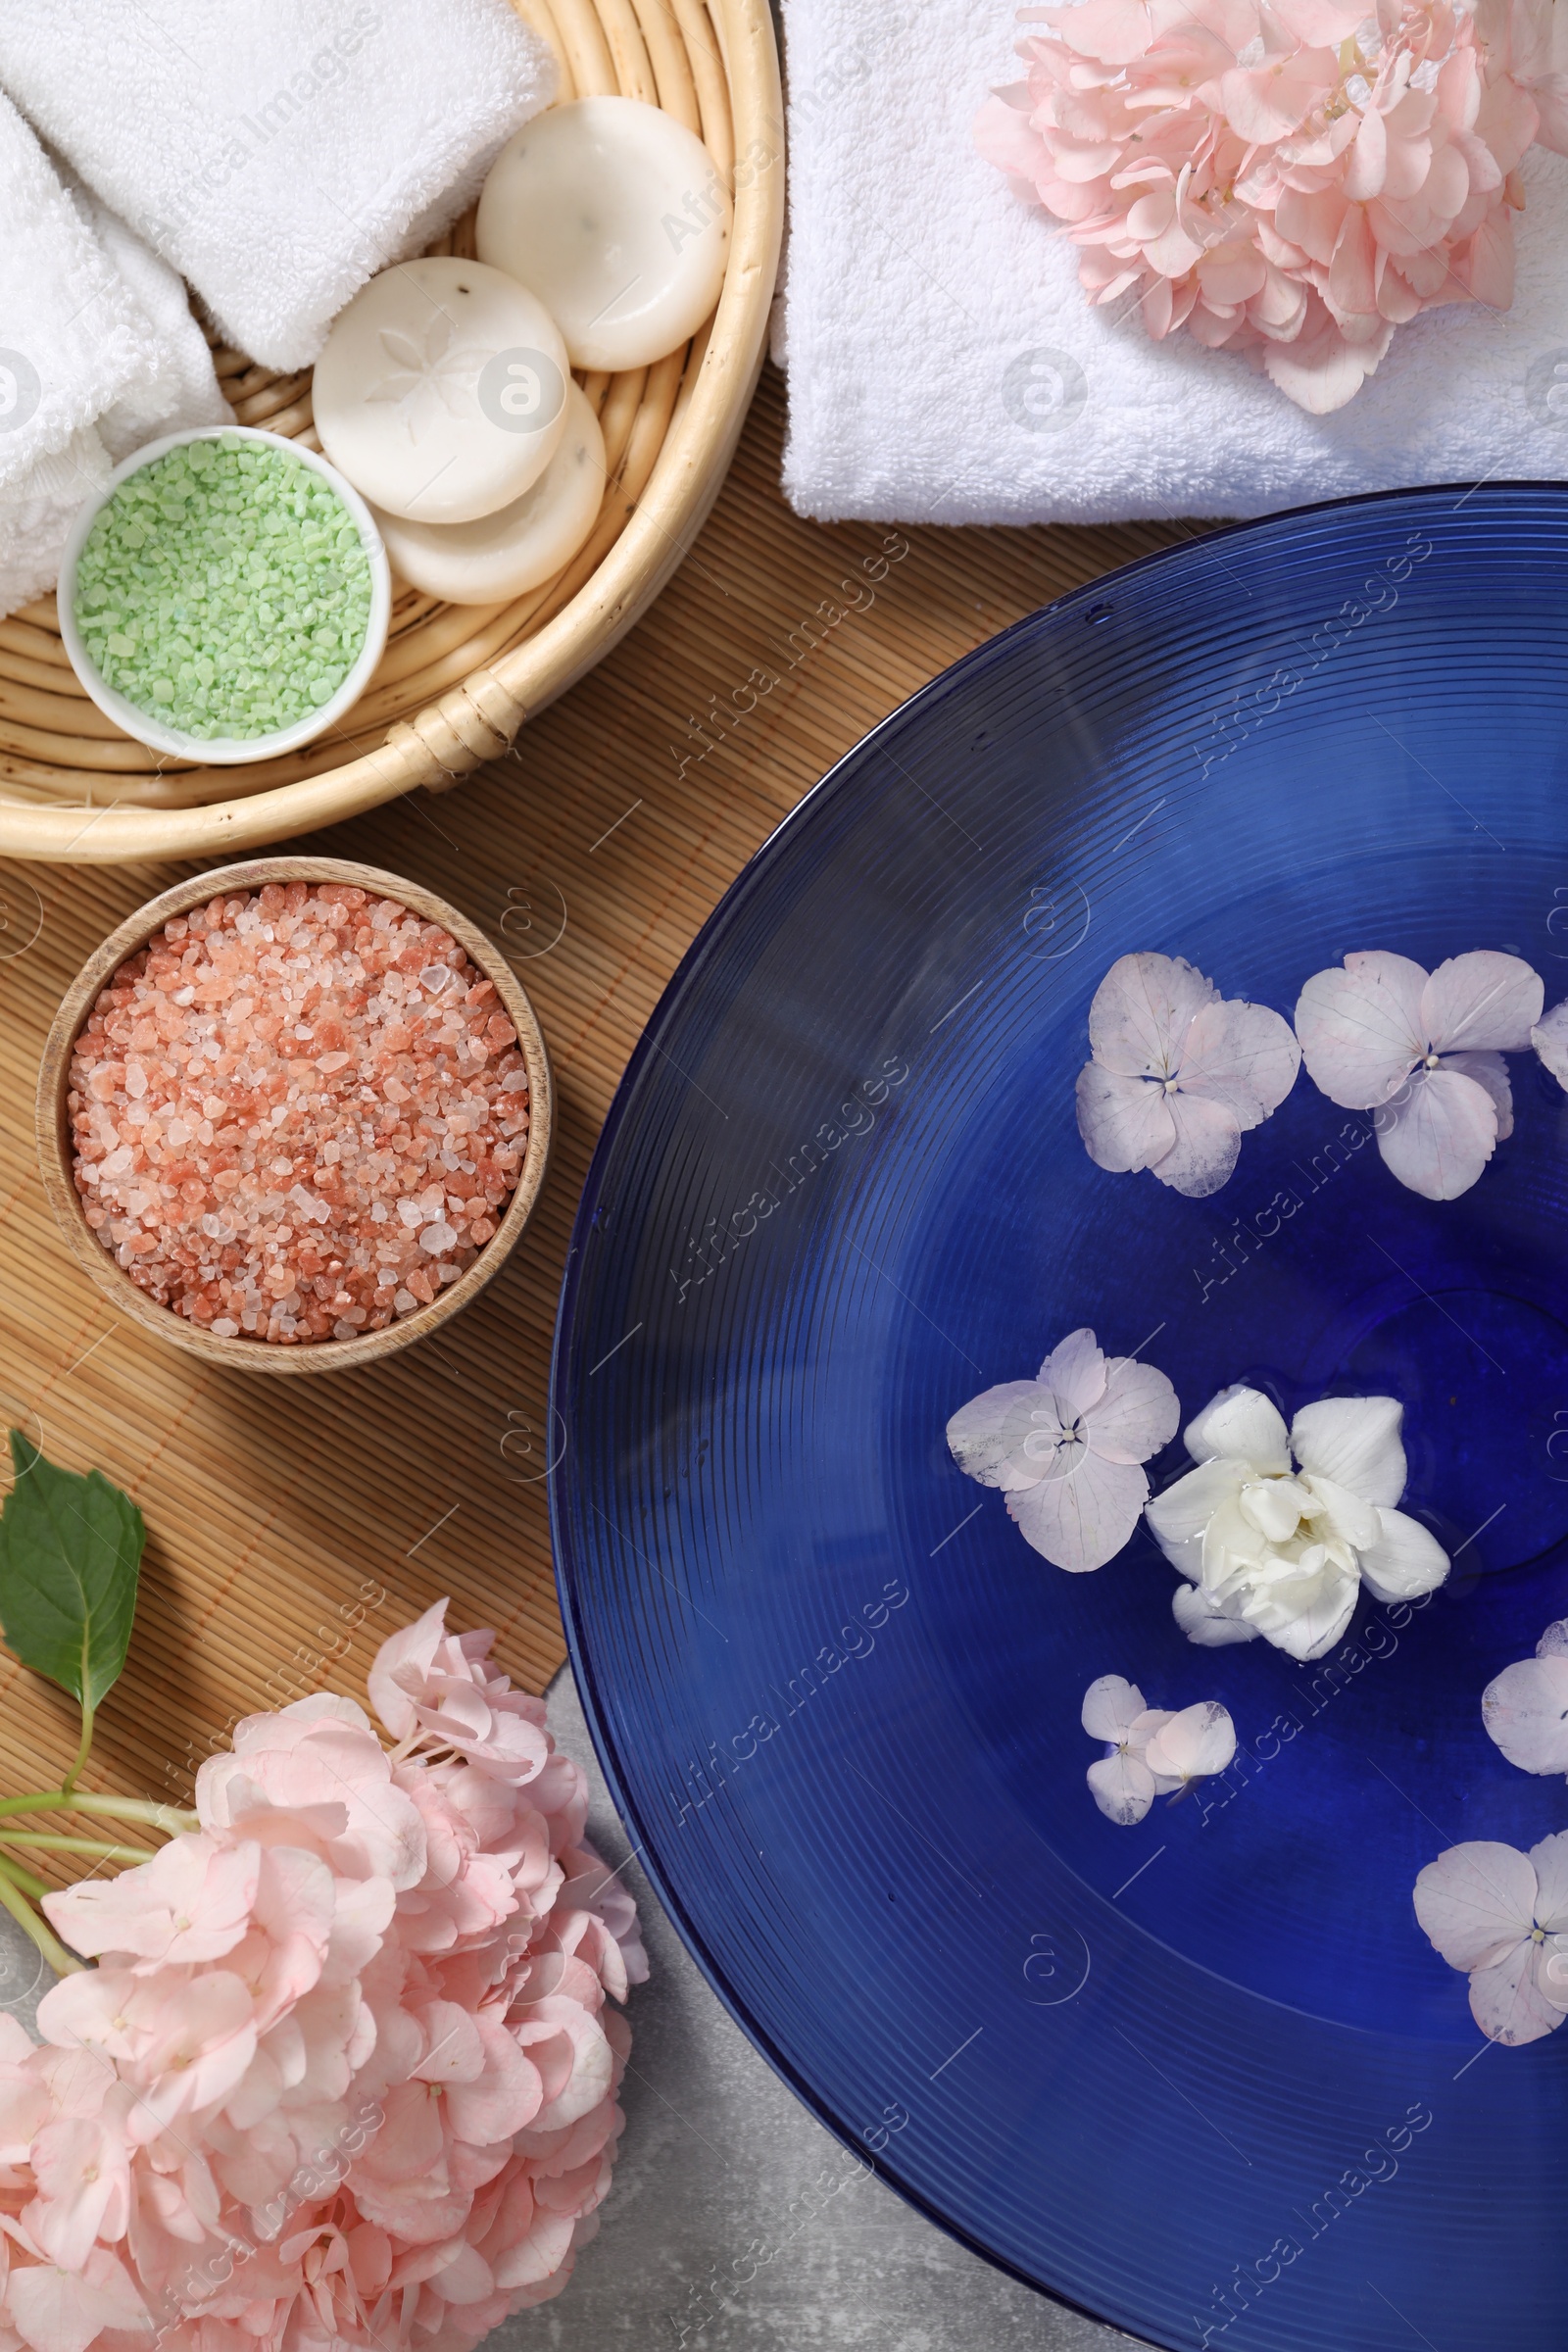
[0,0,558,374]
[0,94,226,619]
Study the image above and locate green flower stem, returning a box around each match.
[0,1850,48,1899]
[0,1834,151,1862]
[0,1862,79,1975]
[61,1698,95,1798]
[0,1791,196,1833]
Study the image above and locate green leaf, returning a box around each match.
[0,1431,143,1711]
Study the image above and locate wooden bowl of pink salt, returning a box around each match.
[35,858,552,1373]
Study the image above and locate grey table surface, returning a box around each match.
[0,1667,1146,2352]
[523,1669,1145,2352]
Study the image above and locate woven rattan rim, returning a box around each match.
[0,0,782,864]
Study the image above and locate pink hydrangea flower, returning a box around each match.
[368,1602,553,1788]
[1081,1675,1236,1822]
[976,0,1568,413]
[1413,1832,1568,2043]
[1076,953,1299,1198]
[0,1604,646,2352]
[1295,949,1543,1198]
[948,1325,1180,1570]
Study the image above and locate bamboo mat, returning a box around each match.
[0,365,1211,1860]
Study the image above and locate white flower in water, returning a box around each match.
[1075,952,1299,1200]
[947,1328,1179,1573]
[1082,1676,1235,1825]
[1481,1620,1568,1776]
[1145,1385,1449,1662]
[1295,949,1542,1200]
[1413,1833,1568,2045]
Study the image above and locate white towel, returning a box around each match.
[0,0,558,375]
[0,94,226,618]
[777,0,1568,523]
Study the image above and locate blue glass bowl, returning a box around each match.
[552,485,1568,2351]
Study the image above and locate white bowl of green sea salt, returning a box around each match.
[59,426,392,763]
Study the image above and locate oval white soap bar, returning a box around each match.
[313,258,570,525]
[477,96,730,372]
[371,381,607,605]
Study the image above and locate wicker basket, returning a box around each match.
[0,0,782,865]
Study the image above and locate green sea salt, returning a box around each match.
[74,434,374,742]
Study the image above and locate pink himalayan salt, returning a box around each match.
[69,880,529,1345]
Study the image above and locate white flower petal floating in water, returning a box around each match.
[1413,1833,1568,2044]
[1076,952,1300,1200]
[1482,1618,1568,1777]
[947,1328,1179,1573]
[1295,949,1543,1200]
[1145,1384,1449,1661]
[1142,1701,1237,1789]
[1081,1676,1234,1825]
[1533,998,1568,1093]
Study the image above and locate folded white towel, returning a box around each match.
[778,0,1568,522]
[0,0,557,375]
[0,95,226,618]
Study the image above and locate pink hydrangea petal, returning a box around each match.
[946,1380,1051,1490]
[1087,1751,1155,1824]
[1289,1394,1406,1505]
[1176,997,1300,1128]
[1087,952,1218,1079]
[1271,0,1369,39]
[1081,1674,1147,1740]
[367,1598,450,1739]
[1467,1937,1566,2044]
[1376,1064,1498,1200]
[1533,997,1568,1091]
[1413,1839,1538,1970]
[1039,1325,1108,1422]
[1419,949,1543,1053]
[1142,1701,1236,1782]
[43,1835,259,1967]
[7,2249,148,2352]
[1087,1354,1180,1465]
[1006,1448,1149,1571]
[1076,1062,1177,1173]
[1481,1655,1568,1775]
[1056,0,1160,65]
[1151,1088,1242,1197]
[1295,951,1427,1108]
[1531,1830,1568,1934]
[1442,1049,1513,1139]
[1187,1385,1292,1473]
[1357,1506,1450,1602]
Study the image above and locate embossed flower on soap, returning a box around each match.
[1082,1674,1236,1824]
[947,1326,1179,1571]
[1146,1384,1449,1659]
[1295,949,1543,1199]
[1076,953,1299,1198]
[368,317,487,441]
[1414,1832,1568,2044]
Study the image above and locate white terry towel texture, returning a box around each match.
[777,0,1568,523]
[0,0,558,375]
[0,93,226,619]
